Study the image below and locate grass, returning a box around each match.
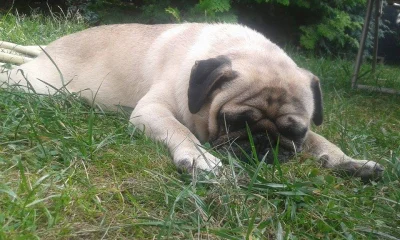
[1,11,400,239]
[0,9,87,45]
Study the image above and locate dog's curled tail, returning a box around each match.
[0,41,44,65]
[0,41,46,86]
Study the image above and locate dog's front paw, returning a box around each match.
[338,159,384,181]
[174,151,222,174]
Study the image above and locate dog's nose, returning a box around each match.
[276,115,308,141]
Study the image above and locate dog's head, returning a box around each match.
[188,54,323,162]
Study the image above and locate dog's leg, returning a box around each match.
[304,131,384,180]
[130,103,221,173]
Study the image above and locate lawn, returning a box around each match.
[1,12,399,239]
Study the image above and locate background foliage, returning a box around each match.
[2,0,399,57]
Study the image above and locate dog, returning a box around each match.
[0,23,384,180]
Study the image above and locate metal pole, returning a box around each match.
[351,0,375,89]
[372,0,382,73]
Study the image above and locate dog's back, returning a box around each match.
[1,23,273,110]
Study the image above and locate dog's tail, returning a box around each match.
[0,41,45,86]
[0,41,44,65]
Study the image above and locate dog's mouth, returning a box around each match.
[211,131,302,164]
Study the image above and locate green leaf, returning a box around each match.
[165,7,181,22]
[276,191,307,196]
[0,187,18,199]
[25,194,61,208]
[276,0,290,6]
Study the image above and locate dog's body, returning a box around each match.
[0,23,383,179]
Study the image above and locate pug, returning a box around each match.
[0,23,383,180]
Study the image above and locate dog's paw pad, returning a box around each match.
[374,164,384,173]
[341,160,384,181]
[176,158,195,173]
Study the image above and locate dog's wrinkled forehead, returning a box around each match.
[224,66,315,118]
[223,84,311,120]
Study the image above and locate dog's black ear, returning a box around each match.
[311,75,323,125]
[188,55,236,113]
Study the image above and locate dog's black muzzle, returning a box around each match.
[211,132,303,164]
